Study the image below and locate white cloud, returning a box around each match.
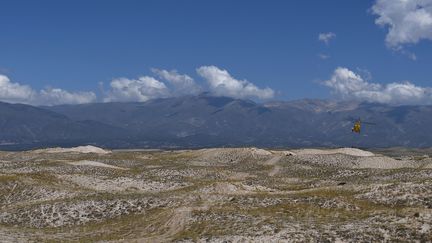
[318,32,336,44]
[372,0,432,48]
[0,74,96,105]
[151,68,201,95]
[196,66,274,100]
[103,76,169,102]
[38,88,96,106]
[1,66,278,105]
[323,67,432,105]
[318,53,330,60]
[0,75,36,104]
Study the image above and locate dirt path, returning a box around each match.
[137,207,193,242]
[265,155,282,176]
[66,160,128,170]
[264,155,282,166]
[269,165,281,176]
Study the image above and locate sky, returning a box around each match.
[1,0,432,105]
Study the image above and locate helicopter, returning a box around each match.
[351,118,375,134]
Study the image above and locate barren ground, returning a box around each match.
[1,147,431,242]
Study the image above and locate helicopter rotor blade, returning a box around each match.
[362,121,376,125]
[343,116,358,122]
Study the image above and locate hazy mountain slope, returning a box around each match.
[47,95,282,147]
[45,95,432,148]
[3,95,432,149]
[0,102,128,149]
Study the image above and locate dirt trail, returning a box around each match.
[264,155,282,165]
[138,207,194,242]
[269,166,281,177]
[265,155,282,176]
[164,207,192,236]
[66,160,128,170]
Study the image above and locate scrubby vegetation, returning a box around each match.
[0,147,431,241]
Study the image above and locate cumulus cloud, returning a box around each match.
[318,32,336,44]
[105,66,274,101]
[103,76,169,102]
[372,0,432,48]
[196,66,274,100]
[0,75,35,103]
[323,67,432,105]
[152,68,201,95]
[1,66,278,105]
[0,74,96,105]
[38,88,96,106]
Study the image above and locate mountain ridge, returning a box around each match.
[1,96,432,150]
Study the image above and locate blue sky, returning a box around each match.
[1,0,432,105]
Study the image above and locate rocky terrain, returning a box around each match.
[0,146,431,242]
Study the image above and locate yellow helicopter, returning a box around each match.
[351,118,375,134]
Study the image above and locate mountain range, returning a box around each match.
[1,94,432,150]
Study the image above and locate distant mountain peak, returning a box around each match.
[2,95,432,149]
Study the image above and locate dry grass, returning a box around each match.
[0,147,431,241]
